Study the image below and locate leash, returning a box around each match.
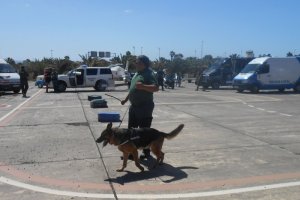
[105,93,122,102]
[105,93,129,128]
[118,105,129,128]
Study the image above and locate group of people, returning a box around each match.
[17,66,59,99]
[44,67,59,93]
[156,68,182,91]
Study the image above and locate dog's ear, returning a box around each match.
[107,122,112,130]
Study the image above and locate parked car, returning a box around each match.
[35,75,45,88]
[49,65,115,92]
[0,59,20,93]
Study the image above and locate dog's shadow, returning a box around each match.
[105,156,198,185]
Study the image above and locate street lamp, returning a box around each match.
[158,48,160,60]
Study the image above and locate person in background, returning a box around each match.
[176,72,182,87]
[156,67,165,91]
[44,68,52,93]
[19,66,29,98]
[51,70,58,92]
[121,55,159,160]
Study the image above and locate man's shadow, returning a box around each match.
[105,156,198,185]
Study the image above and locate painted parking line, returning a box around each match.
[0,89,43,126]
[1,176,300,199]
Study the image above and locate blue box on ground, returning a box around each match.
[98,112,121,122]
[90,99,107,108]
[88,95,102,101]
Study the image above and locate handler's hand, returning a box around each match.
[121,99,127,105]
[135,82,144,90]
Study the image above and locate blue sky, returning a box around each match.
[0,0,299,61]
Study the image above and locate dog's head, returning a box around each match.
[96,122,113,147]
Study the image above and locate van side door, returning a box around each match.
[86,68,98,87]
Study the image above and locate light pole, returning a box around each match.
[158,47,160,60]
[133,46,135,55]
[200,40,203,59]
[50,49,53,58]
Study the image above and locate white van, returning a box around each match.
[0,59,21,93]
[51,65,115,92]
[233,57,300,93]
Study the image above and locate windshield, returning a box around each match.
[240,64,261,73]
[0,64,17,73]
[204,64,220,73]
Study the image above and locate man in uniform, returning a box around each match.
[121,55,159,159]
[19,66,29,98]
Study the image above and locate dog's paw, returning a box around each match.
[116,168,124,172]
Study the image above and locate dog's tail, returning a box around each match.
[164,124,184,140]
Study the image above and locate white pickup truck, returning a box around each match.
[52,65,115,92]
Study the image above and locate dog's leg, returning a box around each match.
[132,150,144,172]
[117,152,128,172]
[150,139,165,168]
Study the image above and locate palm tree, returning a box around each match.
[170,51,175,61]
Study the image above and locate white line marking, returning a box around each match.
[0,90,42,123]
[1,176,300,199]
[256,108,265,111]
[279,113,293,117]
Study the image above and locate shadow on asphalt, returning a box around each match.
[106,156,198,185]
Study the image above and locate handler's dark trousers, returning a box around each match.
[128,102,154,129]
[128,102,154,157]
[20,81,28,97]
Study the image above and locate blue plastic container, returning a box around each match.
[98,112,121,122]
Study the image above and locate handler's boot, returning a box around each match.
[140,149,151,160]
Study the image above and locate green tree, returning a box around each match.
[170,51,175,61]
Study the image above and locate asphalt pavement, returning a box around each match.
[0,81,299,200]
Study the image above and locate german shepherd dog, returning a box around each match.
[96,123,184,172]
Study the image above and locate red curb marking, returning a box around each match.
[1,163,300,192]
[0,104,10,108]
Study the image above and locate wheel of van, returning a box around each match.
[13,89,20,94]
[278,88,285,93]
[38,83,43,88]
[293,84,300,92]
[212,82,220,89]
[250,86,259,93]
[57,81,67,92]
[95,80,107,92]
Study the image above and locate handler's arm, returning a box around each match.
[121,94,129,105]
[136,82,159,93]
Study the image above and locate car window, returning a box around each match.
[100,68,112,74]
[0,64,17,73]
[86,68,98,75]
